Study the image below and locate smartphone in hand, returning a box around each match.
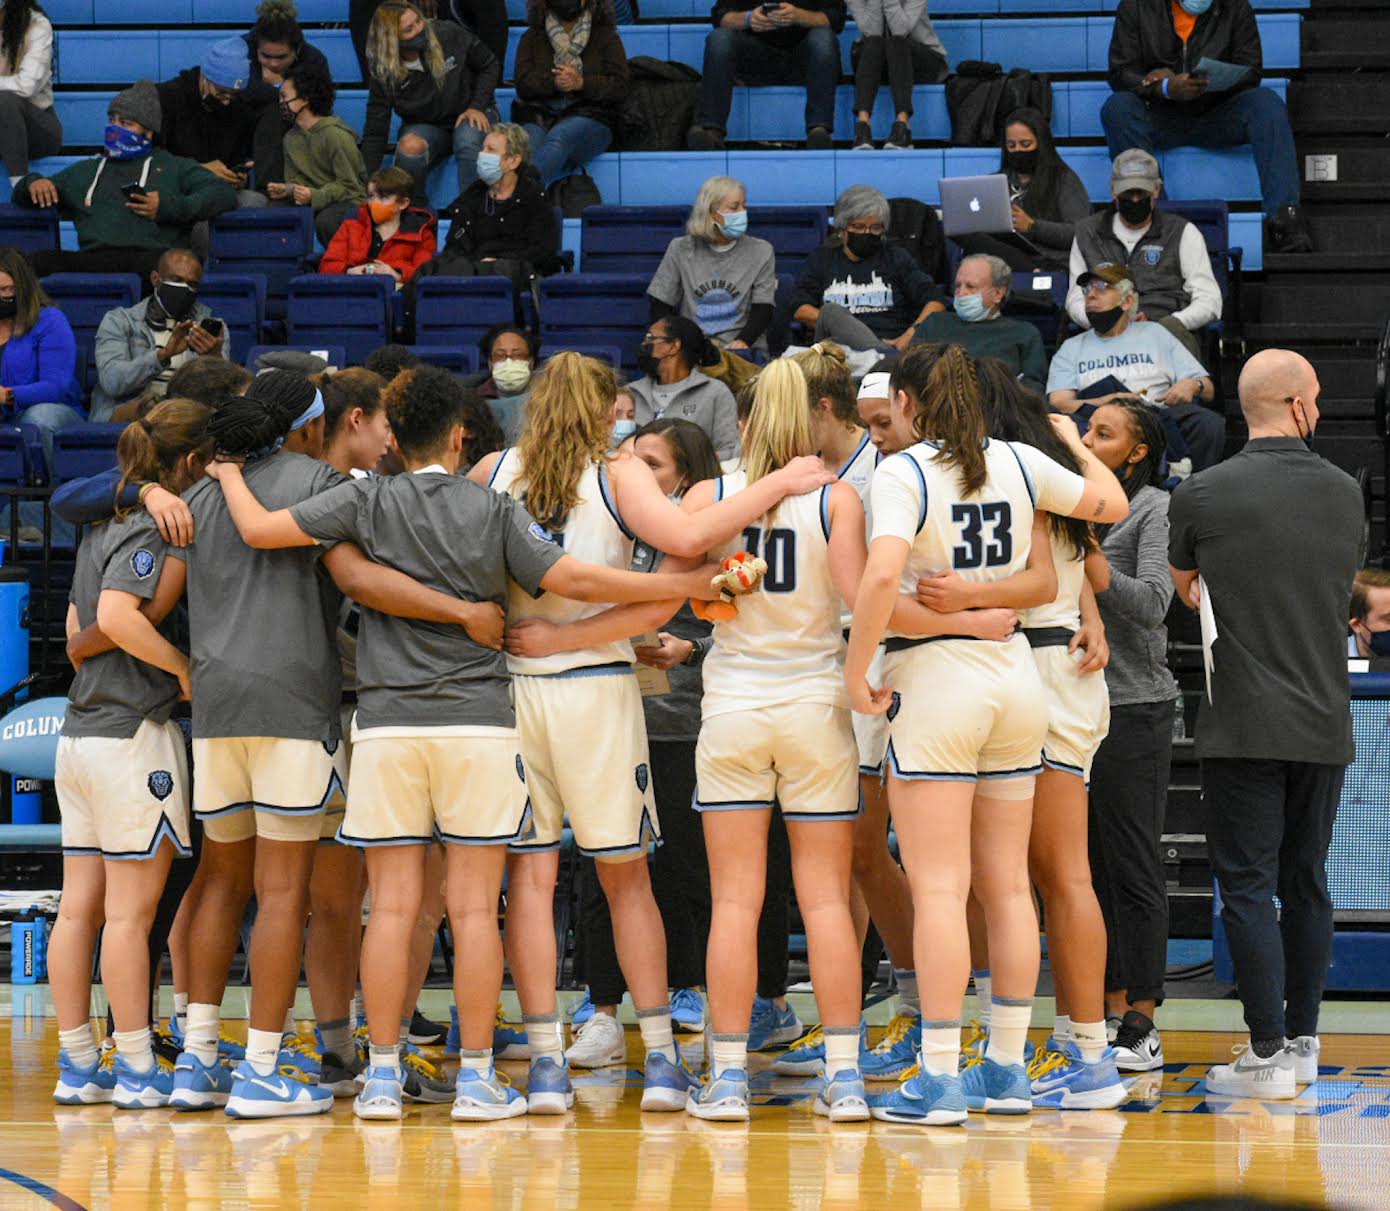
[199,317,224,338]
[121,182,148,200]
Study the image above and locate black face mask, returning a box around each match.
[399,32,430,51]
[1116,194,1154,225]
[0,297,16,321]
[846,231,883,260]
[550,0,583,18]
[1087,305,1125,336]
[1005,148,1039,174]
[154,281,198,322]
[1295,400,1318,452]
[637,353,661,380]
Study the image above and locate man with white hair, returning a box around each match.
[911,253,1047,393]
[1168,348,1361,1100]
[1047,264,1222,471]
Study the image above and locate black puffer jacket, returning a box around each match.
[1107,0,1263,116]
[439,165,562,272]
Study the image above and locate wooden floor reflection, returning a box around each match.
[2,1023,1389,1210]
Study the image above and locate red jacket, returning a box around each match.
[319,204,438,282]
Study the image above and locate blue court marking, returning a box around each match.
[0,1167,89,1211]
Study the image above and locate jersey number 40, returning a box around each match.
[951,502,1013,570]
[742,527,797,592]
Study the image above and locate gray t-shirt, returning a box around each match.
[648,235,778,347]
[289,469,565,729]
[179,451,346,742]
[1169,437,1363,764]
[64,512,182,740]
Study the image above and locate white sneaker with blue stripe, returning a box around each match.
[452,1065,528,1121]
[685,1068,750,1121]
[169,1050,234,1110]
[53,1050,117,1105]
[640,1050,701,1112]
[1029,1042,1128,1110]
[812,1070,870,1122]
[961,1056,1033,1114]
[861,1010,922,1081]
[353,1065,404,1120]
[748,998,801,1052]
[224,1061,334,1119]
[525,1056,575,1114]
[570,990,596,1028]
[772,1022,871,1076]
[868,1067,968,1126]
[112,1057,176,1109]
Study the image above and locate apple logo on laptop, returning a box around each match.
[969,196,981,213]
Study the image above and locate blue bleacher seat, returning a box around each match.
[245,344,349,372]
[404,345,480,376]
[0,426,38,488]
[39,273,142,391]
[414,277,517,350]
[0,206,58,254]
[206,209,314,323]
[197,274,266,366]
[542,344,625,369]
[286,275,395,364]
[50,423,125,486]
[1003,269,1070,350]
[537,275,652,370]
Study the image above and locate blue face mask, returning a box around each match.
[612,419,637,444]
[476,152,505,186]
[718,210,748,239]
[955,291,990,323]
[104,124,152,160]
[1365,628,1390,659]
[1178,0,1212,14]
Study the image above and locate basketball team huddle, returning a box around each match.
[46,334,1144,1127]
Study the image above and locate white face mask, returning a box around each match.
[492,358,532,395]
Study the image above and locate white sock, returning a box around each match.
[282,1007,296,1038]
[985,1001,1032,1069]
[319,1018,352,1061]
[1053,1014,1073,1043]
[1072,1020,1107,1065]
[369,1043,402,1075]
[918,1022,960,1078]
[173,992,189,1033]
[59,1024,100,1070]
[893,970,920,1016]
[114,1027,155,1075]
[823,1026,861,1078]
[710,1033,747,1079]
[458,1046,493,1076]
[185,1003,221,1068]
[246,1027,283,1077]
[637,1006,676,1063]
[971,971,991,1025]
[526,1014,565,1065]
[351,990,364,1028]
[398,1016,411,1046]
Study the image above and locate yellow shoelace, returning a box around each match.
[405,1050,442,1079]
[961,1020,988,1056]
[871,1012,917,1054]
[790,1026,825,1052]
[1027,1049,1069,1081]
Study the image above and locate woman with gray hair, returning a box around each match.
[790,184,945,352]
[648,175,778,352]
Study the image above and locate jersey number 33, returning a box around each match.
[951,502,1013,570]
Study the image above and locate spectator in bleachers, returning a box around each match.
[911,253,1047,394]
[1103,0,1312,254]
[954,107,1089,273]
[156,38,266,213]
[17,82,237,280]
[267,59,368,245]
[243,1,333,190]
[848,0,948,151]
[513,0,630,187]
[352,0,512,80]
[470,323,537,443]
[1066,149,1220,362]
[319,166,438,284]
[791,184,945,353]
[0,0,61,186]
[89,248,230,423]
[628,315,740,461]
[1349,570,1390,663]
[361,1,501,199]
[688,0,844,151]
[648,175,777,355]
[0,245,81,458]
[1048,264,1223,472]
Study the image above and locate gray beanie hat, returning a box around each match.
[108,80,162,136]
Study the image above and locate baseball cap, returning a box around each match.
[1110,148,1161,195]
[1076,264,1136,290]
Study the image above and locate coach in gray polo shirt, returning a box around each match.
[1168,348,1362,1100]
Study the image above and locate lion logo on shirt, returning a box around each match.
[147,770,174,801]
[130,549,156,579]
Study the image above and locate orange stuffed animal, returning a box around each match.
[691,551,769,622]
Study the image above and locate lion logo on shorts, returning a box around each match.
[130,548,156,579]
[147,770,174,801]
[515,754,526,783]
[887,692,901,722]
[635,763,649,793]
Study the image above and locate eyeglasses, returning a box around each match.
[640,334,672,349]
[845,223,885,236]
[1081,281,1116,296]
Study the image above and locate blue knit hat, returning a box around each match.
[202,37,251,91]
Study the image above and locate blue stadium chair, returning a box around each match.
[286,275,395,364]
[197,274,266,366]
[206,209,315,324]
[0,426,38,489]
[541,344,624,369]
[1003,270,1071,352]
[414,277,517,350]
[50,423,124,486]
[404,345,480,376]
[538,275,653,370]
[245,344,349,371]
[39,273,142,392]
[0,206,58,254]
[1163,198,1243,346]
[580,207,688,275]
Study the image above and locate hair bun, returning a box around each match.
[258,0,298,17]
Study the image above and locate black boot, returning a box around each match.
[1266,204,1314,254]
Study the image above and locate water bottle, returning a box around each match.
[10,911,47,984]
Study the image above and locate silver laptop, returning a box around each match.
[940,173,1015,238]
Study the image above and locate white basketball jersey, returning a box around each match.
[489,448,638,676]
[1021,528,1086,631]
[701,472,848,720]
[834,431,879,629]
[870,439,1087,639]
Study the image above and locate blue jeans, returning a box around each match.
[522,116,612,188]
[697,26,840,133]
[1100,87,1299,216]
[7,402,82,544]
[393,111,496,196]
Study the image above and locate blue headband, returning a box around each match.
[290,389,325,431]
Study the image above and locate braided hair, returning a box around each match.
[890,344,989,494]
[208,370,316,458]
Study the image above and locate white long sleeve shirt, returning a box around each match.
[0,13,55,108]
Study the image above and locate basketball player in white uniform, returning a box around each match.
[846,344,1128,1126]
